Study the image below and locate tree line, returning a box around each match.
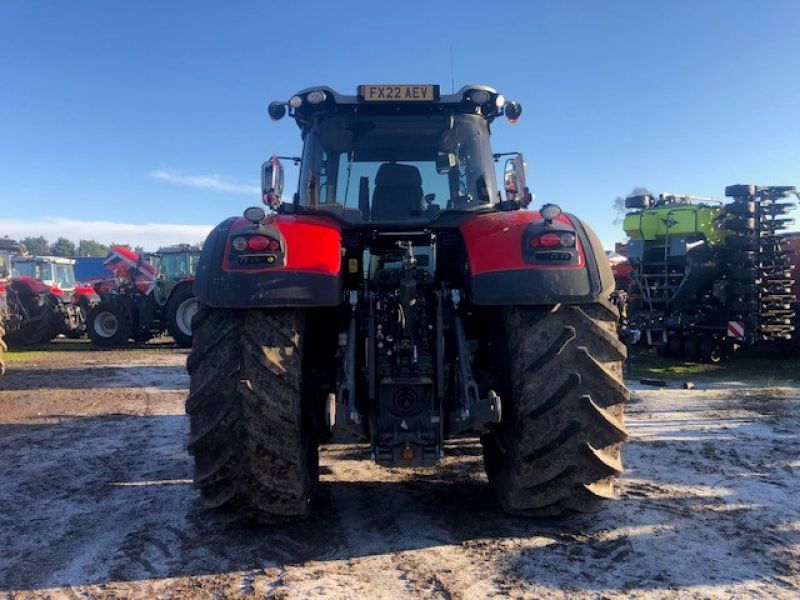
[19,237,144,258]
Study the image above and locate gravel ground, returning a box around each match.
[0,341,798,599]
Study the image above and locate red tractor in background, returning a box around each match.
[187,84,628,523]
[87,244,201,347]
[9,254,99,344]
[0,240,99,349]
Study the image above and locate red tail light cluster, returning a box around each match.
[529,232,576,248]
[228,232,285,269]
[232,235,281,252]
[247,236,280,251]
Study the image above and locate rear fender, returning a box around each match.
[460,210,614,305]
[73,286,100,309]
[10,276,49,296]
[194,214,343,308]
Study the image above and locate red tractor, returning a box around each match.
[8,254,99,344]
[187,84,628,523]
[87,244,201,347]
[0,242,99,349]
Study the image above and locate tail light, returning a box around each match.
[248,236,270,251]
[529,232,576,249]
[228,231,284,269]
[231,235,281,252]
[523,227,580,265]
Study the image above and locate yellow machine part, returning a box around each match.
[623,205,726,245]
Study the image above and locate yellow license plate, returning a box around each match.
[360,84,438,102]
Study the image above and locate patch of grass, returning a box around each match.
[4,350,46,362]
[4,339,91,362]
[627,347,800,383]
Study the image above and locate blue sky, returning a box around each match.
[1,1,799,249]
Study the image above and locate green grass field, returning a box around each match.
[628,347,800,384]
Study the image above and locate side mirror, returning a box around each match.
[503,154,533,207]
[261,156,285,210]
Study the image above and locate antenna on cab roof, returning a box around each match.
[449,44,455,94]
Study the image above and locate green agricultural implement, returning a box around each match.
[623,184,797,362]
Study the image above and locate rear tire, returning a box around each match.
[166,284,197,348]
[87,301,133,347]
[186,307,317,523]
[4,300,55,348]
[481,302,629,516]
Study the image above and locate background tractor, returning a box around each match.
[0,240,98,349]
[187,84,628,523]
[87,244,201,347]
[10,254,99,343]
[622,185,797,361]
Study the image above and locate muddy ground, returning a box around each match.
[0,341,798,599]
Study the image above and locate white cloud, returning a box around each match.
[149,169,259,195]
[0,217,213,252]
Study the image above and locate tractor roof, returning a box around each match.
[13,255,75,265]
[272,84,519,130]
[156,244,201,255]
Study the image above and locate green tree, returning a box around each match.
[613,186,652,225]
[49,237,77,257]
[21,236,50,256]
[76,239,109,257]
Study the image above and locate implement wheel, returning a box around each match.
[684,336,701,361]
[699,336,722,364]
[668,334,684,358]
[186,307,318,523]
[481,301,629,516]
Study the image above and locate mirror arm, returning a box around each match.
[492,151,521,163]
[276,155,302,166]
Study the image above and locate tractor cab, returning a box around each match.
[153,244,201,304]
[12,256,77,297]
[260,85,535,291]
[264,84,530,225]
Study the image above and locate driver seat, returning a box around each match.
[371,163,423,221]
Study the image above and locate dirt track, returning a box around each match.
[0,342,798,599]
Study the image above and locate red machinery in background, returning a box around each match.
[0,241,99,348]
[87,244,200,347]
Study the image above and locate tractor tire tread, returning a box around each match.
[482,303,628,517]
[186,306,316,523]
